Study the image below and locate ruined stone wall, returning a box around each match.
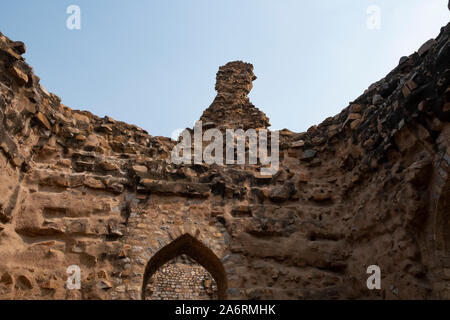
[0,22,449,300]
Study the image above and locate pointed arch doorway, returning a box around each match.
[141,233,228,300]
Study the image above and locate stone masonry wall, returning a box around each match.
[0,22,449,300]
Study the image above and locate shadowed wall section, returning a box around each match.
[438,179,450,253]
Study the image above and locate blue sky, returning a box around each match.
[0,1,448,137]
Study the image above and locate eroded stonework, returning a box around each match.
[0,23,449,300]
[200,61,270,131]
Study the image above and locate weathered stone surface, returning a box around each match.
[132,165,148,176]
[8,65,28,85]
[350,119,362,130]
[199,61,270,130]
[418,39,436,56]
[35,112,51,130]
[301,149,317,160]
[291,140,305,148]
[372,94,383,105]
[350,104,364,113]
[12,41,25,55]
[0,23,449,300]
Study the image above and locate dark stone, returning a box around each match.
[372,94,383,105]
[12,41,26,55]
[269,182,296,203]
[141,180,211,198]
[418,39,436,57]
[399,56,408,65]
[301,149,317,160]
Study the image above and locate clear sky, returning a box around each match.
[0,1,448,137]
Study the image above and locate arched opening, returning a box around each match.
[141,234,227,300]
[144,254,218,299]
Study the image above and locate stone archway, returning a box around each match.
[141,233,228,300]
